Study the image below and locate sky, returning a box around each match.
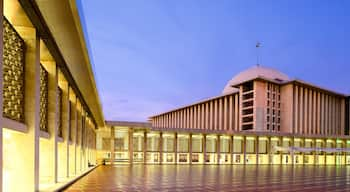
[78,0,350,122]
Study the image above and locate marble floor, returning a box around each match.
[64,165,350,191]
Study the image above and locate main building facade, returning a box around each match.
[97,66,350,167]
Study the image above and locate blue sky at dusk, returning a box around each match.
[78,0,350,121]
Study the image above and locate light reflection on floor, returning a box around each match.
[64,165,350,191]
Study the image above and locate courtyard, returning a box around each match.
[64,165,350,191]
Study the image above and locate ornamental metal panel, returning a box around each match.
[2,17,25,122]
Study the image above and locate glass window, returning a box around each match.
[147,135,159,152]
[192,136,203,153]
[246,139,255,153]
[206,137,217,153]
[177,136,189,152]
[163,136,174,152]
[259,140,267,153]
[133,135,144,152]
[233,138,242,153]
[220,137,230,153]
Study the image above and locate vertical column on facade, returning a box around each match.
[340,99,345,136]
[308,90,313,134]
[68,94,76,175]
[174,132,178,164]
[210,101,214,130]
[143,131,147,164]
[189,133,192,164]
[294,86,299,134]
[267,137,271,164]
[129,128,134,164]
[110,126,115,165]
[291,137,295,165]
[325,95,329,135]
[234,94,239,131]
[203,134,207,164]
[217,135,220,164]
[224,97,228,130]
[206,103,210,130]
[214,100,218,130]
[159,132,163,164]
[304,88,308,134]
[316,92,321,134]
[61,79,69,178]
[229,96,233,131]
[76,102,82,173]
[45,59,59,183]
[312,91,317,135]
[230,136,234,164]
[255,136,259,165]
[219,99,223,131]
[243,136,246,165]
[313,139,316,165]
[299,87,303,134]
[18,21,40,191]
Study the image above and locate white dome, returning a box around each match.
[222,65,289,94]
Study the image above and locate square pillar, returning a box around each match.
[255,136,259,165]
[291,137,295,165]
[159,132,163,164]
[129,128,134,164]
[216,135,220,165]
[143,131,147,164]
[61,82,70,178]
[243,136,246,165]
[110,126,115,164]
[230,135,234,164]
[189,133,192,164]
[174,133,178,164]
[267,137,271,164]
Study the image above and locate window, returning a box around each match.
[267,124,270,130]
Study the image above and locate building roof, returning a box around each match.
[222,65,290,94]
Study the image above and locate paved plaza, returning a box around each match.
[64,165,350,191]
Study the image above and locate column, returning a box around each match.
[230,135,234,164]
[267,136,273,164]
[129,128,134,164]
[159,132,163,164]
[143,131,147,164]
[268,137,272,164]
[243,136,246,165]
[110,126,115,165]
[256,136,259,165]
[217,135,220,164]
[203,134,207,164]
[189,133,192,164]
[62,81,69,178]
[291,137,295,165]
[313,139,316,165]
[174,133,178,164]
[20,21,40,191]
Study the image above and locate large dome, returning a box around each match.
[222,65,289,94]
